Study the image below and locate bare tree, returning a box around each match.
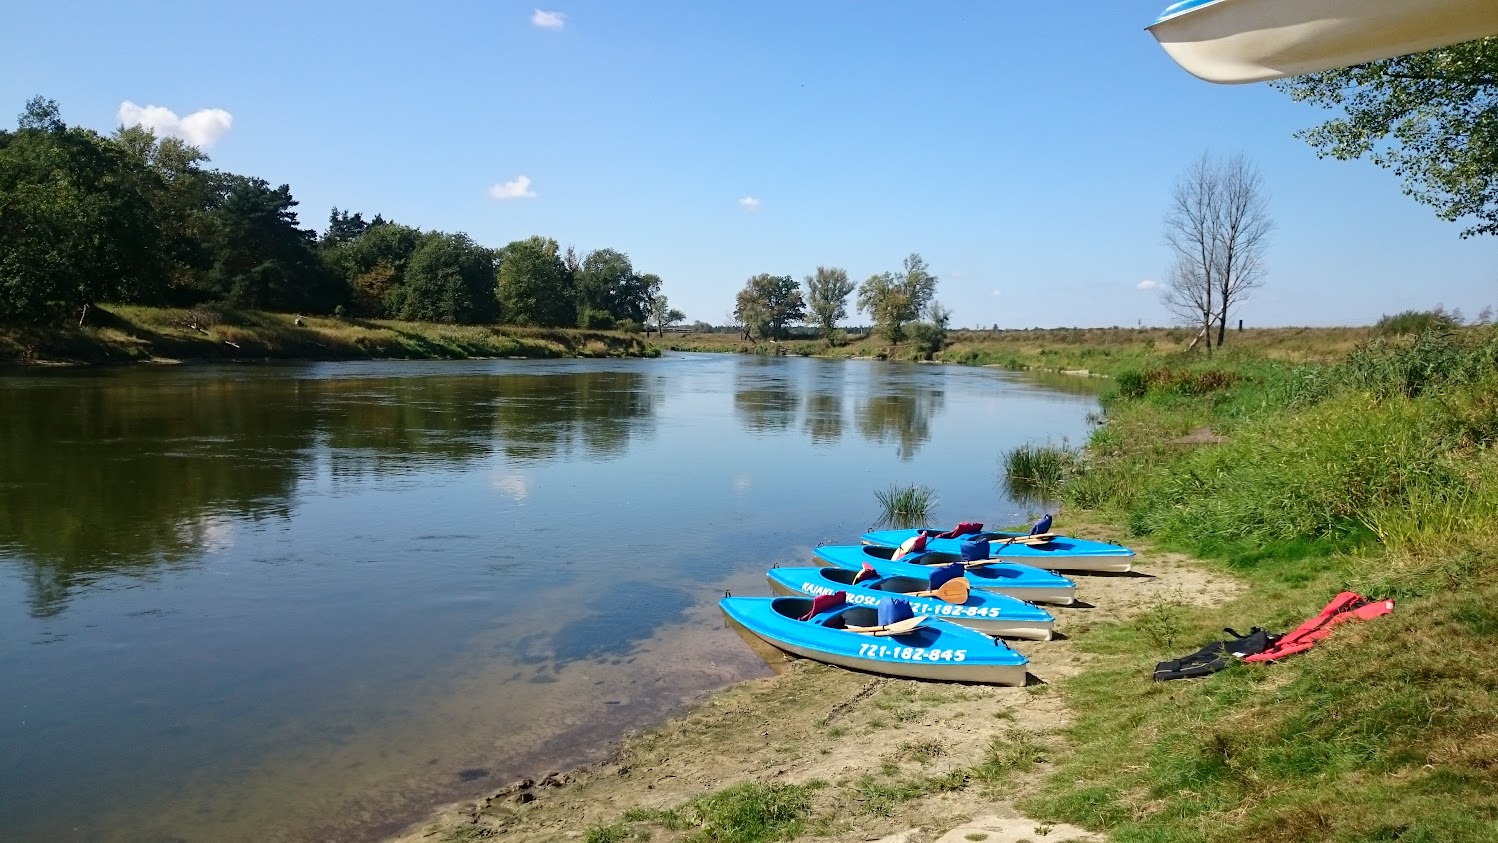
[1161,257,1214,351]
[1163,153,1272,349]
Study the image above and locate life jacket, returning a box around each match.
[1153,627,1281,681]
[929,522,983,539]
[1243,591,1394,663]
[929,562,965,590]
[852,563,880,585]
[960,540,990,562]
[877,596,914,626]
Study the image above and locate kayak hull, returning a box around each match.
[859,528,1133,573]
[766,566,1055,640]
[815,544,1077,606]
[720,596,1029,686]
[1148,0,1498,84]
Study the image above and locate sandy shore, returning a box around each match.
[391,521,1242,842]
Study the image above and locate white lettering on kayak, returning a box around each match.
[855,644,968,662]
[799,581,1009,618]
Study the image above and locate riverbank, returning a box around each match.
[402,323,1498,841]
[396,519,1243,843]
[0,305,654,365]
[651,325,1376,372]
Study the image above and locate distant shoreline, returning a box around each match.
[0,305,656,367]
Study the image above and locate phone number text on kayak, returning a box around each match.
[801,582,1007,617]
[856,644,967,661]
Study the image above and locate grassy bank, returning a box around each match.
[1018,325,1498,841]
[0,305,655,365]
[652,325,1379,372]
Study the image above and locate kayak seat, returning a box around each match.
[773,598,816,620]
[819,568,857,586]
[822,606,879,629]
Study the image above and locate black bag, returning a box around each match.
[1152,627,1281,682]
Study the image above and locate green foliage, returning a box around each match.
[0,104,167,322]
[325,220,426,318]
[1374,307,1462,336]
[734,274,805,340]
[856,253,938,343]
[497,236,575,327]
[648,294,685,336]
[1273,38,1498,237]
[392,233,498,324]
[803,265,854,340]
[1002,440,1081,509]
[575,249,659,326]
[623,781,819,842]
[873,483,937,529]
[206,176,335,312]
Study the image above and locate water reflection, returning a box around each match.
[0,368,659,618]
[855,384,945,461]
[733,359,801,434]
[803,391,844,444]
[0,379,310,617]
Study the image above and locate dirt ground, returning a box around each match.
[391,523,1242,842]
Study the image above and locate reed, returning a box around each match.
[873,483,938,529]
[1001,440,1080,509]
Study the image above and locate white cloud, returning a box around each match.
[489,176,537,199]
[1136,279,1161,291]
[738,196,761,211]
[117,101,232,149]
[990,289,1002,297]
[531,9,565,28]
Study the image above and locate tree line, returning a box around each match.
[732,253,949,352]
[0,97,676,330]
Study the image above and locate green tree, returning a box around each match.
[322,208,368,248]
[1273,38,1498,237]
[575,248,634,327]
[393,232,498,324]
[856,253,938,343]
[497,236,575,326]
[804,265,854,340]
[324,221,425,317]
[734,273,805,340]
[0,97,166,322]
[110,125,218,304]
[205,176,334,311]
[649,294,686,336]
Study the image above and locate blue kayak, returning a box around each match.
[815,544,1076,605]
[720,595,1029,685]
[766,566,1055,640]
[860,528,1134,573]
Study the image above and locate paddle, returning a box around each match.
[994,532,1056,547]
[845,616,927,636]
[905,578,971,605]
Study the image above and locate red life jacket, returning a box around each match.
[931,522,984,539]
[1242,591,1394,663]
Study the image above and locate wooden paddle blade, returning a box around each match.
[933,578,970,604]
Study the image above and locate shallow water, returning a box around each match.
[0,354,1097,841]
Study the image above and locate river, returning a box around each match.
[0,353,1098,841]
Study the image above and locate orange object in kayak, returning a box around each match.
[1243,591,1394,663]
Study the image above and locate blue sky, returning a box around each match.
[5,1,1494,328]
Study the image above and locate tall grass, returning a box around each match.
[1021,322,1498,841]
[873,483,938,529]
[1001,440,1081,509]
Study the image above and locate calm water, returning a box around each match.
[0,354,1099,842]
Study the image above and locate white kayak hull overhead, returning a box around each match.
[1148,0,1498,84]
